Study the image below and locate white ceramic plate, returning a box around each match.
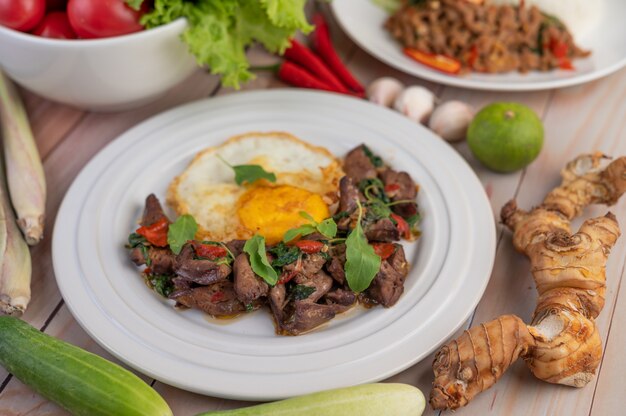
[53,90,495,400]
[331,0,626,91]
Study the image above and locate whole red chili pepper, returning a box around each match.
[284,39,350,94]
[277,61,338,92]
[294,240,325,254]
[312,14,365,94]
[390,213,411,240]
[136,217,169,247]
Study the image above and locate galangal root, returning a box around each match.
[430,153,626,410]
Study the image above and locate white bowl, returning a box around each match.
[0,19,198,111]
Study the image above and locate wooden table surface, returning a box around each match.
[1,5,625,416]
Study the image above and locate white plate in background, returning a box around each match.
[331,0,626,91]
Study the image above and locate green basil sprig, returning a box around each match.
[217,155,276,186]
[344,201,381,292]
[243,234,278,285]
[283,211,337,243]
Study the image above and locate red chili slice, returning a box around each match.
[210,291,224,302]
[136,218,169,247]
[390,213,411,240]
[278,270,298,285]
[550,38,569,59]
[404,48,461,74]
[558,57,574,70]
[191,242,227,259]
[385,183,401,194]
[467,45,478,67]
[294,240,325,254]
[372,243,396,260]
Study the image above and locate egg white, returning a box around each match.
[167,131,344,242]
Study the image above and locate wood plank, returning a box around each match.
[19,88,86,161]
[0,69,221,388]
[157,16,554,415]
[0,305,153,416]
[444,68,626,416]
[589,265,626,415]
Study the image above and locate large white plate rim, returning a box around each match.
[53,89,495,400]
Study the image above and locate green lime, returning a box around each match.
[467,102,544,173]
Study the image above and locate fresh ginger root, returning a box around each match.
[430,153,626,410]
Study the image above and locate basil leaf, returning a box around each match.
[167,214,198,255]
[406,213,422,228]
[140,245,151,267]
[344,202,381,292]
[283,224,316,243]
[128,232,147,248]
[362,145,384,168]
[244,235,278,285]
[299,211,316,222]
[217,155,276,186]
[317,218,337,239]
[268,242,301,269]
[149,275,174,298]
[365,200,391,222]
[291,284,316,301]
[233,165,276,186]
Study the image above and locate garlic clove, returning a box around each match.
[392,86,435,123]
[428,100,474,142]
[367,77,405,107]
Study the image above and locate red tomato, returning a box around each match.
[32,12,76,38]
[0,0,45,32]
[67,0,147,39]
[46,0,67,11]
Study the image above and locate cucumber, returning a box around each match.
[196,383,425,416]
[0,316,172,416]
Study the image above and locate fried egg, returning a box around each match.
[167,132,343,244]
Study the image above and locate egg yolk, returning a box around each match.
[237,185,330,244]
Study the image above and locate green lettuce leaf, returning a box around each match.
[139,0,311,88]
[260,0,312,33]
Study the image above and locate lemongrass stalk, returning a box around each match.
[0,70,46,245]
[0,151,31,315]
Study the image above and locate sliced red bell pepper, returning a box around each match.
[404,48,461,75]
[294,240,325,254]
[390,213,411,240]
[191,242,228,260]
[372,243,396,260]
[136,218,169,247]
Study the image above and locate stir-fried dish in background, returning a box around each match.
[385,0,590,74]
